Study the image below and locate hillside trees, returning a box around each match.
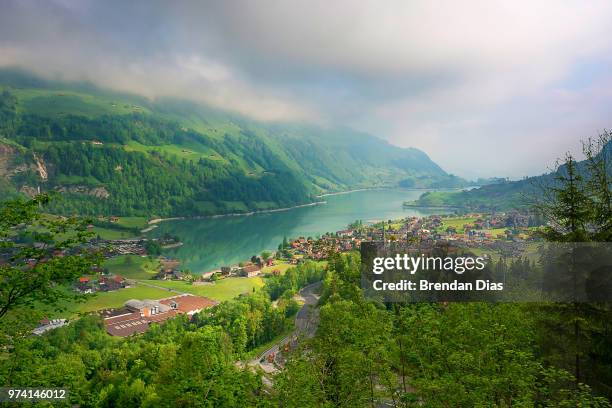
[0,195,99,323]
[533,132,612,391]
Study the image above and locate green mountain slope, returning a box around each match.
[412,141,612,211]
[0,70,460,217]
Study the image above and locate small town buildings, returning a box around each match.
[160,294,218,316]
[104,294,217,337]
[125,299,172,317]
[104,310,166,337]
[157,257,182,280]
[240,264,261,277]
[99,275,127,291]
[32,318,69,335]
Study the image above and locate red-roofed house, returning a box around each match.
[240,264,261,278]
[160,294,217,316]
[103,294,217,337]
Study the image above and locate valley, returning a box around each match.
[0,71,469,219]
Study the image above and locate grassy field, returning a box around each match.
[439,216,479,232]
[13,88,149,118]
[39,283,172,319]
[145,277,265,301]
[93,226,139,240]
[74,285,172,314]
[104,255,160,280]
[123,140,225,163]
[261,261,293,275]
[114,217,148,229]
[467,247,502,262]
[483,227,508,237]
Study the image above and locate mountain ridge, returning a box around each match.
[0,69,466,217]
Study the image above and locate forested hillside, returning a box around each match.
[412,136,612,211]
[0,70,461,217]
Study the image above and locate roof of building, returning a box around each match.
[241,264,261,273]
[125,299,171,313]
[160,294,217,314]
[100,307,133,318]
[104,309,179,337]
[104,312,150,337]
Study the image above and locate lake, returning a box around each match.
[149,189,448,273]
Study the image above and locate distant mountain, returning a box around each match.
[411,141,612,212]
[0,69,460,217]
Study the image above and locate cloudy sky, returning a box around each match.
[1,0,612,179]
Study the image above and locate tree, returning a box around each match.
[533,136,612,388]
[582,131,612,242]
[144,240,162,256]
[261,251,271,261]
[537,153,592,243]
[0,195,99,321]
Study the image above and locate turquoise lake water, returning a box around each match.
[150,189,448,273]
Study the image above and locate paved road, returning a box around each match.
[249,281,321,371]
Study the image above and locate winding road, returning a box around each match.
[248,281,322,373]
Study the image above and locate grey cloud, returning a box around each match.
[1,0,612,177]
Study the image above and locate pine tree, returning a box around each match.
[534,138,612,389]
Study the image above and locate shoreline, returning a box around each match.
[315,185,475,199]
[315,187,382,198]
[402,203,461,210]
[147,185,468,225]
[148,200,327,225]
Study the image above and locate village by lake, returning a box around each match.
[149,188,448,274]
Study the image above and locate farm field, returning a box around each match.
[93,226,139,240]
[145,276,264,301]
[104,255,160,280]
[114,217,149,229]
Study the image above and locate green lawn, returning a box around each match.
[145,277,265,301]
[75,285,172,314]
[467,247,502,262]
[483,227,508,237]
[115,217,148,229]
[261,261,293,275]
[93,226,138,240]
[39,283,172,319]
[13,88,147,118]
[439,216,479,233]
[104,255,160,280]
[123,140,224,163]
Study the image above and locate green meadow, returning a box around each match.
[104,255,160,280]
[37,283,172,319]
[13,88,148,118]
[145,277,265,302]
